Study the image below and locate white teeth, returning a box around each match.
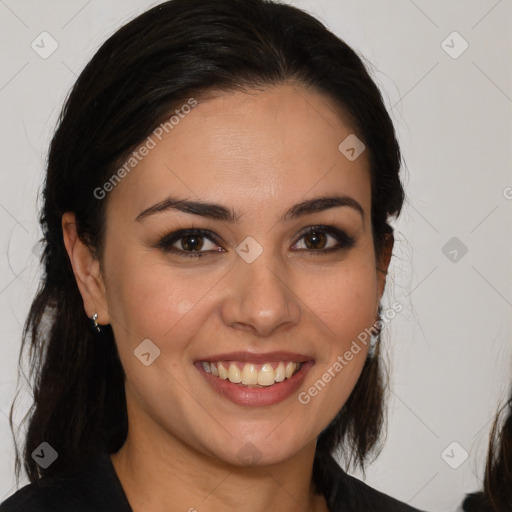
[241,364,258,385]
[257,364,275,386]
[218,362,229,380]
[274,362,285,382]
[203,361,302,386]
[285,362,296,379]
[228,364,242,383]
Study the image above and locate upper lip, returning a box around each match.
[196,351,313,363]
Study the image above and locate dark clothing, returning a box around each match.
[0,452,423,512]
[461,492,497,512]
[0,453,131,512]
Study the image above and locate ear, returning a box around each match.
[376,231,394,300]
[62,212,110,325]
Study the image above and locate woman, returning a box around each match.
[0,0,423,510]
[461,393,512,511]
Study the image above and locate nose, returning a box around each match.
[220,254,301,338]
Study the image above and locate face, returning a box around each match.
[93,84,388,467]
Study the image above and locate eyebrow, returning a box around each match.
[135,194,365,223]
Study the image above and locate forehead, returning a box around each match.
[106,84,371,219]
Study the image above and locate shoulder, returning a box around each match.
[0,452,131,512]
[0,481,82,512]
[333,468,426,512]
[0,471,99,512]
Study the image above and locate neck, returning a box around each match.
[111,417,328,512]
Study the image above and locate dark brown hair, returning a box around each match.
[463,392,512,511]
[10,0,404,501]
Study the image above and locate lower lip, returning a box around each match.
[196,362,314,407]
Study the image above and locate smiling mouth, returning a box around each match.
[200,361,303,387]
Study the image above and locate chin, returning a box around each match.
[202,429,314,469]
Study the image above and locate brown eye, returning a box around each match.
[156,229,223,257]
[292,226,356,254]
[180,234,205,252]
[303,230,327,250]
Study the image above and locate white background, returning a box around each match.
[0,1,511,511]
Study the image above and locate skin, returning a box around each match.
[63,84,393,512]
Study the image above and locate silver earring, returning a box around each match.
[91,313,101,333]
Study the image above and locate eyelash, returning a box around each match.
[155,226,356,258]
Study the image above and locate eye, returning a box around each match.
[292,226,356,254]
[155,225,356,259]
[155,229,223,257]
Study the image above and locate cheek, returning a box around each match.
[299,258,379,346]
[293,257,378,418]
[103,247,213,354]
